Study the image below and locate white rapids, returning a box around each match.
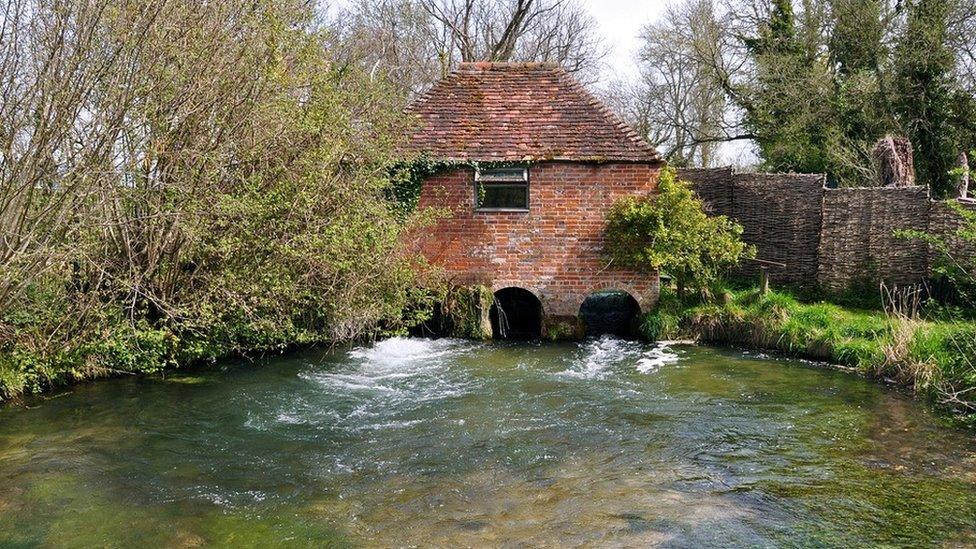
[557,335,682,379]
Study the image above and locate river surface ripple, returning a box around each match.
[1,336,975,547]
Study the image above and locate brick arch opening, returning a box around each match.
[578,289,641,338]
[490,287,543,339]
[587,281,650,311]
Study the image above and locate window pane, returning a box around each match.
[479,184,528,209]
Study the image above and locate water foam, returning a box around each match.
[636,342,680,374]
[257,337,478,435]
[558,335,646,379]
[555,336,682,379]
[348,336,469,369]
[296,337,472,395]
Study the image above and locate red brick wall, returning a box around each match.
[416,161,661,318]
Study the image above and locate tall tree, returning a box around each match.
[830,0,887,75]
[620,0,976,190]
[340,0,607,101]
[892,0,976,196]
[741,0,841,175]
[338,0,446,98]
[827,0,895,183]
[418,0,606,77]
[607,0,745,166]
[947,0,976,94]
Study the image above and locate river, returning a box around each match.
[1,336,975,546]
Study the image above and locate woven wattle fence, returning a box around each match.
[929,199,976,270]
[733,173,824,286]
[678,167,734,215]
[677,167,972,292]
[818,187,930,291]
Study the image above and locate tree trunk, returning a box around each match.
[957,151,970,198]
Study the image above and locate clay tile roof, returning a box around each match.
[403,62,661,163]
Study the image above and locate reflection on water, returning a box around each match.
[0,336,975,546]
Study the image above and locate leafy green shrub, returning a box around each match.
[605,167,754,298]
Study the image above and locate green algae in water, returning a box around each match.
[0,337,974,547]
[163,375,213,385]
[0,473,350,547]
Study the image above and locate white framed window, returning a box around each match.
[475,167,529,211]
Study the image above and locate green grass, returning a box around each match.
[642,287,976,425]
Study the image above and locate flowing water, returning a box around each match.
[1,337,975,547]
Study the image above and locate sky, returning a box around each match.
[583,0,668,84]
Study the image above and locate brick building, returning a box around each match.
[404,62,662,337]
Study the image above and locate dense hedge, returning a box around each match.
[0,1,438,402]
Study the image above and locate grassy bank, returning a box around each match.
[642,287,976,426]
[0,314,332,403]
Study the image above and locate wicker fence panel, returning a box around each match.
[731,174,825,286]
[678,167,972,293]
[678,167,734,216]
[680,168,824,287]
[928,199,976,275]
[817,187,931,291]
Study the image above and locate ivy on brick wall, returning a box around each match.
[387,154,532,216]
[388,155,458,216]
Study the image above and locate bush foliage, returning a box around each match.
[0,1,436,401]
[605,168,754,297]
[898,199,976,307]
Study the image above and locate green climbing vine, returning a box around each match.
[387,155,532,216]
[387,155,459,216]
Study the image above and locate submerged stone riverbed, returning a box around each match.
[1,337,975,546]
